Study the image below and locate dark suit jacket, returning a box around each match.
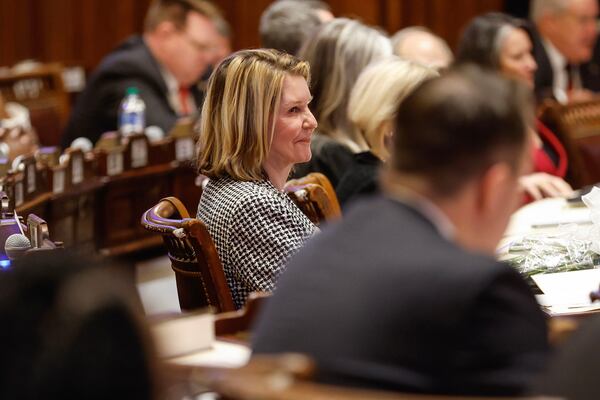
[527,24,600,102]
[252,196,549,396]
[61,36,204,148]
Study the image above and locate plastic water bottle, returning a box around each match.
[118,87,145,136]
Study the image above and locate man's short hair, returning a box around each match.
[392,65,532,196]
[530,0,571,21]
[259,0,326,55]
[144,0,222,32]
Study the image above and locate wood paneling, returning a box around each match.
[0,0,505,73]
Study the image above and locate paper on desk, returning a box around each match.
[532,268,600,305]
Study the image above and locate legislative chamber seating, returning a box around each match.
[0,63,69,146]
[141,196,235,313]
[0,118,202,256]
[539,97,600,188]
[284,172,342,226]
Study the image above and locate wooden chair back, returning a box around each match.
[284,172,341,225]
[0,63,69,146]
[141,197,235,313]
[539,98,600,187]
[214,292,271,337]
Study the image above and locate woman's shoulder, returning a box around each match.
[202,177,284,209]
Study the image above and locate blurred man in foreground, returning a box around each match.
[62,0,224,147]
[252,66,549,396]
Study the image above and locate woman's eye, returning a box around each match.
[290,107,300,113]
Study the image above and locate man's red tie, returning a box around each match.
[178,86,191,115]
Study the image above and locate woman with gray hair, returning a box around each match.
[293,18,392,188]
[456,12,573,201]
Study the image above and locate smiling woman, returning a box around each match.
[196,49,318,309]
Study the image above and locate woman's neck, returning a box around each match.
[263,162,292,191]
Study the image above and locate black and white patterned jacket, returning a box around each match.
[197,176,316,309]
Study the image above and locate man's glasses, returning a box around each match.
[180,30,215,54]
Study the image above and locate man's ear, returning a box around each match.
[154,20,177,38]
[475,162,512,216]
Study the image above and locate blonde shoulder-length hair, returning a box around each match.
[348,57,438,159]
[197,49,310,181]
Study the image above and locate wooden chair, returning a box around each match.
[0,63,70,146]
[141,196,235,313]
[184,353,559,400]
[538,98,600,188]
[214,292,271,337]
[284,172,341,225]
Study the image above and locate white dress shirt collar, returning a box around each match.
[542,38,569,104]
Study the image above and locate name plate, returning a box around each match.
[72,155,83,184]
[130,139,148,168]
[107,152,124,176]
[53,170,65,194]
[26,164,36,193]
[15,182,23,207]
[175,138,195,161]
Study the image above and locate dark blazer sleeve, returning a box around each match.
[450,265,549,396]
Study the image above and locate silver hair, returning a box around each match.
[298,18,393,152]
[492,24,515,64]
[530,0,571,22]
[259,0,323,55]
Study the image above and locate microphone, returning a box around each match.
[69,137,93,152]
[5,233,31,260]
[144,125,165,143]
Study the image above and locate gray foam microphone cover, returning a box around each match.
[5,233,31,260]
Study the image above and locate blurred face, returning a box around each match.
[542,0,598,63]
[499,28,538,87]
[266,74,317,171]
[165,12,220,86]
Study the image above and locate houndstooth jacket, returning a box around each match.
[197,176,316,309]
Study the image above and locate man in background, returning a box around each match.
[529,0,599,103]
[259,0,333,55]
[392,26,454,71]
[61,0,224,148]
[252,66,549,396]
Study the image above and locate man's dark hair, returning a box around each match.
[392,64,532,196]
[259,0,328,55]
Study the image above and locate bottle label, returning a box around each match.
[119,112,145,135]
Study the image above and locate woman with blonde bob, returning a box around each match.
[196,49,317,309]
[336,57,438,207]
[293,18,392,188]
